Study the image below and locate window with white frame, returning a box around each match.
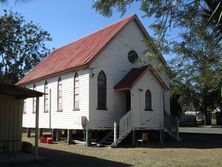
[44,81,49,112]
[145,89,152,111]
[33,84,36,113]
[23,99,26,114]
[97,71,107,109]
[57,77,62,111]
[73,73,79,110]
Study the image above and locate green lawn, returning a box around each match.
[20,133,222,167]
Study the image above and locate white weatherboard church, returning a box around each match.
[17,14,177,146]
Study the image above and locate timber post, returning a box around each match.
[86,129,92,147]
[52,129,57,141]
[132,129,136,147]
[27,128,31,138]
[67,129,73,145]
[56,129,61,141]
[160,129,164,144]
[38,128,43,138]
[176,117,180,142]
[114,122,117,147]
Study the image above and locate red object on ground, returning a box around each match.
[47,137,53,144]
[40,137,47,143]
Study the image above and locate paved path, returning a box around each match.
[179,127,222,134]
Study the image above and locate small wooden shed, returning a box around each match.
[0,83,43,156]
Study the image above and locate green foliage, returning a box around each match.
[170,94,182,117]
[93,0,221,48]
[204,0,222,41]
[170,15,222,118]
[93,0,222,120]
[0,10,51,84]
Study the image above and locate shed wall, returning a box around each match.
[0,94,23,152]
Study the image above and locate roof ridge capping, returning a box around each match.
[16,14,136,86]
[52,14,137,51]
[17,14,167,86]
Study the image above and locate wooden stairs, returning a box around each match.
[99,111,181,147]
[110,129,131,147]
[164,113,181,142]
[98,131,114,146]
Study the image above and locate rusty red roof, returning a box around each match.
[17,15,136,85]
[114,65,169,91]
[17,14,167,86]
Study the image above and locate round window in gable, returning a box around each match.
[128,50,138,64]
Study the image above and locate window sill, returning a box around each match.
[32,112,36,114]
[73,108,80,111]
[57,109,63,112]
[96,108,108,110]
[144,109,153,111]
[43,110,48,113]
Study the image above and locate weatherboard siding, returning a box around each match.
[89,20,148,129]
[23,69,89,129]
[131,70,164,129]
[88,20,169,129]
[22,19,170,131]
[0,94,23,152]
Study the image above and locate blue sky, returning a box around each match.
[0,0,171,59]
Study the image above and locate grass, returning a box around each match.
[20,133,222,167]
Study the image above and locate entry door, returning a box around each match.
[125,91,131,113]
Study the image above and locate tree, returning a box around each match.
[93,0,222,49]
[170,13,222,123]
[0,0,29,4]
[0,10,51,84]
[204,0,222,41]
[93,0,222,123]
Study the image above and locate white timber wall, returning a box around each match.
[23,69,89,129]
[89,20,148,129]
[23,19,170,130]
[0,94,23,152]
[89,20,170,129]
[131,70,164,129]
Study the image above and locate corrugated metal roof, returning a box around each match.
[0,83,44,99]
[17,14,136,85]
[114,65,169,91]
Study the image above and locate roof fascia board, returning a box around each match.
[17,64,89,86]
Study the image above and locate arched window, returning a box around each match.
[33,84,36,113]
[145,89,152,111]
[44,81,48,112]
[23,100,26,114]
[73,73,79,110]
[57,77,62,111]
[97,71,107,109]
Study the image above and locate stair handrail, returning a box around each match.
[164,112,180,141]
[119,110,132,138]
[164,112,177,132]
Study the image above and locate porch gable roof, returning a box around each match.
[114,65,169,91]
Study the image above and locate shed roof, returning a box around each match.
[0,83,44,99]
[114,65,169,91]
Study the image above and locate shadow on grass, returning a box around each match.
[117,133,222,149]
[12,147,131,167]
[149,133,222,149]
